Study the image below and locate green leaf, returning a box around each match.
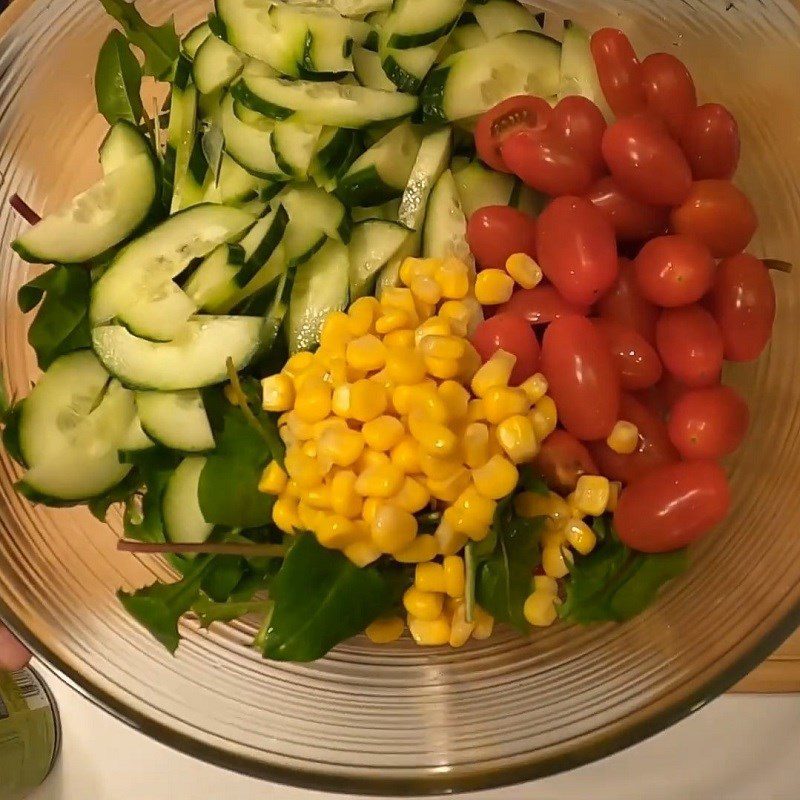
[518,465,549,496]
[201,555,246,602]
[98,0,179,79]
[122,448,182,544]
[193,595,273,627]
[260,533,397,662]
[1,403,25,466]
[95,30,145,124]
[87,469,144,522]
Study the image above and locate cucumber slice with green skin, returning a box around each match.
[288,238,349,353]
[193,34,245,95]
[234,204,289,286]
[336,121,422,206]
[118,415,156,452]
[558,20,613,121]
[438,21,486,59]
[92,316,263,391]
[350,198,401,222]
[203,154,269,205]
[349,219,413,298]
[453,158,515,217]
[292,0,392,16]
[177,133,212,211]
[220,241,287,314]
[421,31,561,122]
[12,152,157,265]
[135,390,215,452]
[282,185,350,248]
[308,126,361,188]
[353,46,396,92]
[381,40,443,93]
[232,73,418,128]
[512,182,547,216]
[385,0,466,49]
[375,228,420,295]
[99,119,153,173]
[473,0,542,40]
[182,21,212,60]
[183,243,246,310]
[166,69,200,213]
[162,457,214,544]
[270,119,322,179]
[398,126,451,230]
[423,168,473,265]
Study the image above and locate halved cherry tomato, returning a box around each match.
[634,234,715,307]
[540,315,620,440]
[614,460,731,552]
[585,175,669,242]
[535,429,599,493]
[602,114,693,206]
[709,253,775,362]
[587,393,679,484]
[641,52,697,139]
[470,312,540,385]
[590,28,647,117]
[670,179,758,258]
[667,385,749,459]
[549,95,607,175]
[681,103,740,179]
[656,305,723,387]
[496,284,591,325]
[536,196,618,305]
[596,257,660,343]
[466,206,537,270]
[474,95,553,173]
[593,318,663,390]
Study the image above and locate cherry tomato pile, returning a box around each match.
[466,28,777,555]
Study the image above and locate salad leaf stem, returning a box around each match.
[9,194,40,225]
[118,540,287,558]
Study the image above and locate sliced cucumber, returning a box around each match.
[309,126,361,189]
[423,168,472,265]
[98,119,153,174]
[375,229,420,295]
[353,46,396,92]
[92,316,263,391]
[183,243,246,310]
[282,185,350,267]
[220,92,286,180]
[162,457,214,544]
[178,133,212,210]
[291,0,392,16]
[270,119,322,179]
[349,219,412,298]
[558,20,613,121]
[234,204,289,286]
[136,390,215,452]
[350,198,401,223]
[453,159,515,217]
[512,182,547,216]
[182,21,212,60]
[221,241,287,313]
[473,0,542,40]
[398,126,451,230]
[337,121,421,206]
[203,154,269,205]
[421,31,561,122]
[193,34,245,95]
[118,416,156,452]
[384,0,465,49]
[449,22,487,51]
[288,238,349,352]
[166,71,200,212]
[381,40,444,93]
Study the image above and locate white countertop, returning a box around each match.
[25,662,800,800]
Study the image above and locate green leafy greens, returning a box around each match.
[95,29,145,125]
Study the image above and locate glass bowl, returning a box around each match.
[2,0,800,794]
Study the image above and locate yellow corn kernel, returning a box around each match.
[573,475,610,517]
[470,349,516,397]
[357,449,392,472]
[385,347,427,385]
[362,415,405,452]
[515,490,571,523]
[261,373,295,412]
[297,500,327,532]
[294,376,332,424]
[302,440,319,460]
[414,315,452,347]
[371,503,418,553]
[391,476,431,514]
[317,426,365,469]
[284,447,323,487]
[435,258,470,299]
[355,463,404,498]
[407,614,451,646]
[383,328,416,350]
[282,351,315,382]
[436,381,468,421]
[434,518,469,556]
[344,539,382,567]
[400,256,438,286]
[443,555,465,598]
[368,368,395,397]
[475,268,514,305]
[362,496,381,525]
[444,505,491,541]
[325,355,349,387]
[346,334,386,372]
[408,413,458,457]
[438,300,470,337]
[471,606,494,640]
[347,296,380,336]
[495,414,539,463]
[381,286,419,320]
[365,615,405,644]
[533,575,559,595]
[391,381,434,416]
[409,274,442,305]
[531,395,558,440]
[458,342,483,384]
[482,386,529,425]
[258,462,287,495]
[272,495,301,533]
[505,253,543,289]
[607,420,639,455]
[417,451,461,481]
[390,435,422,474]
[449,601,476,648]
[520,373,549,404]
[524,591,559,627]
[284,478,304,498]
[426,467,471,503]
[472,455,519,500]
[282,412,318,442]
[453,485,497,528]
[349,379,388,422]
[459,296,484,338]
[413,296,437,323]
[423,354,461,380]
[415,562,447,593]
[316,515,360,549]
[320,311,353,352]
[375,308,413,335]
[565,518,598,556]
[542,543,573,579]
[606,480,622,512]
[466,399,487,423]
[306,483,332,509]
[403,587,444,621]
[395,534,438,563]
[330,470,363,518]
[419,334,466,361]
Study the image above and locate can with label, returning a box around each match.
[0,667,61,800]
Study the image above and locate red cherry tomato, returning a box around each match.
[466,206,537,270]
[656,305,723,387]
[536,196,619,305]
[540,315,620,440]
[670,179,758,258]
[614,460,731,552]
[601,114,693,206]
[596,257,660,343]
[474,95,553,173]
[593,318,663,390]
[590,28,647,117]
[667,385,749,459]
[549,95,607,175]
[534,429,599,493]
[641,53,697,139]
[681,103,740,179]
[585,175,669,242]
[587,392,679,484]
[496,283,591,325]
[634,234,715,307]
[639,372,689,417]
[470,312,540,385]
[709,253,776,361]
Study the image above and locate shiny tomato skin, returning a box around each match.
[593,318,663,390]
[467,205,537,270]
[601,114,693,206]
[585,175,669,242]
[590,28,647,117]
[641,52,697,139]
[536,196,619,305]
[497,284,591,325]
[614,460,731,552]
[540,315,621,440]
[634,234,715,307]
[667,385,749,459]
[670,179,758,258]
[709,253,776,362]
[681,103,740,179]
[656,305,724,387]
[596,257,660,343]
[535,429,599,494]
[470,312,540,385]
[549,95,607,174]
